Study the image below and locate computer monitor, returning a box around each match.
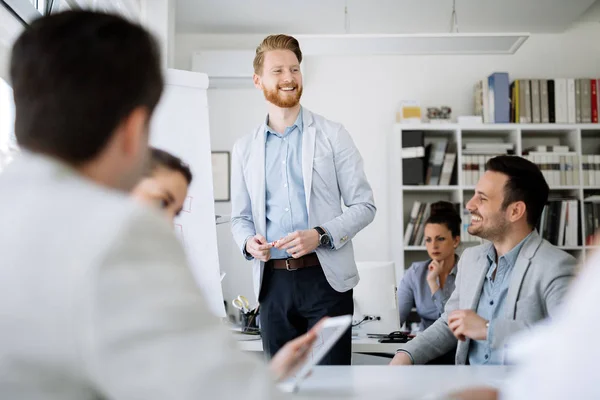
[352,261,400,335]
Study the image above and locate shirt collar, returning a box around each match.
[264,107,303,140]
[486,231,533,268]
[449,254,459,276]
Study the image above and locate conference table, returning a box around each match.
[294,365,509,399]
[236,334,402,354]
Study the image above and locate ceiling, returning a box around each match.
[175,0,599,35]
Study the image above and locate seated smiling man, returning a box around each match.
[391,155,576,366]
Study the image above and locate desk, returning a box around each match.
[296,365,509,399]
[235,334,402,354]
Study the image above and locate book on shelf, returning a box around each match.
[488,72,510,123]
[592,79,598,123]
[531,79,541,123]
[438,152,456,186]
[540,79,550,123]
[425,139,448,185]
[474,79,490,123]
[401,130,426,185]
[584,202,600,245]
[537,199,580,247]
[475,72,510,124]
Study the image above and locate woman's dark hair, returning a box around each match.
[148,147,193,185]
[425,201,461,238]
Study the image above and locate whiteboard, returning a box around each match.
[149,69,225,317]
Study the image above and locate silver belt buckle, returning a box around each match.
[285,258,298,271]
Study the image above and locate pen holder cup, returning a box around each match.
[241,309,260,334]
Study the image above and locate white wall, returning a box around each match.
[0,5,25,82]
[175,21,600,307]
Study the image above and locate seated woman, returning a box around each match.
[398,201,461,332]
[132,147,192,222]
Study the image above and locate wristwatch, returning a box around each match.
[314,226,331,247]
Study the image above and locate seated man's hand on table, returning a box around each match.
[389,351,413,366]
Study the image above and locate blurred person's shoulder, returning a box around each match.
[0,151,176,271]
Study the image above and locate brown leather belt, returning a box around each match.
[267,253,321,271]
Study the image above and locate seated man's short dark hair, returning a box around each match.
[485,155,549,228]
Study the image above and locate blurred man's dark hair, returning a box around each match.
[10,10,163,165]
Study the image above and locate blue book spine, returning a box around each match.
[489,72,510,123]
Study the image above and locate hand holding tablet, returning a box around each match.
[275,315,352,393]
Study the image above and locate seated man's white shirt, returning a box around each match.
[0,152,291,400]
[501,250,600,400]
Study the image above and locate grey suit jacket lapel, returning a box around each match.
[504,231,542,318]
[301,110,316,217]
[251,124,266,236]
[468,252,489,310]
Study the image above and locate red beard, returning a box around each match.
[263,84,303,108]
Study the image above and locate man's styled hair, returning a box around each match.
[485,155,549,228]
[148,147,193,185]
[253,34,302,75]
[10,10,163,165]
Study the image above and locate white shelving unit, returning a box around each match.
[389,123,600,281]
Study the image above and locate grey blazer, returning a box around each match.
[0,152,294,399]
[230,108,376,298]
[400,230,576,365]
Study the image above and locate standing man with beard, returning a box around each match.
[230,34,376,365]
[390,155,576,366]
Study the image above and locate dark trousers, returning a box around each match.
[258,264,353,365]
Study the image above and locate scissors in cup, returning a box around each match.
[232,295,251,314]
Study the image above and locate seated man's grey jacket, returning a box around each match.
[400,230,576,365]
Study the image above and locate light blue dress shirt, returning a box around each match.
[468,232,532,365]
[264,109,309,260]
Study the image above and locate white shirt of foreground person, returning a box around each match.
[0,152,324,400]
[500,249,600,400]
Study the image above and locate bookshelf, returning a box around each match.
[389,123,600,281]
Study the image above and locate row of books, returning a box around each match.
[401,131,456,186]
[462,154,500,186]
[403,201,432,246]
[537,199,580,247]
[403,201,461,246]
[461,141,513,186]
[522,147,600,187]
[461,148,600,187]
[522,153,580,187]
[474,73,600,124]
[511,78,599,124]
